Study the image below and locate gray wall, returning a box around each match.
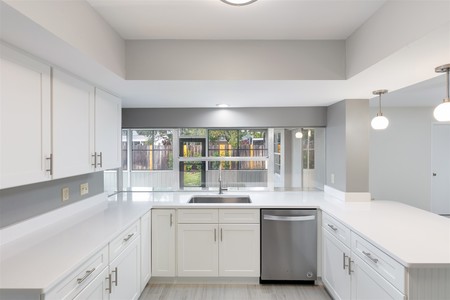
[126,40,345,80]
[326,99,369,193]
[369,107,434,210]
[0,172,104,228]
[122,107,327,128]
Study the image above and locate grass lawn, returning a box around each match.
[184,172,201,186]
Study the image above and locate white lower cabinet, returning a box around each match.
[108,237,141,300]
[73,268,110,300]
[322,212,405,300]
[140,211,151,292]
[175,209,260,278]
[151,209,176,276]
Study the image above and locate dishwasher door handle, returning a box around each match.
[263,215,316,222]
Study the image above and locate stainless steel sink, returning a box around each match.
[188,195,251,204]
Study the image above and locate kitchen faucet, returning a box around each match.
[218,164,227,194]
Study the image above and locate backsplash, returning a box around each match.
[0,172,104,229]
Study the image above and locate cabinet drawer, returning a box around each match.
[322,212,351,248]
[45,245,108,300]
[219,209,260,224]
[178,209,219,223]
[351,232,405,293]
[109,220,140,262]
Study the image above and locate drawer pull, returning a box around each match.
[348,259,354,275]
[105,274,112,293]
[123,233,134,242]
[77,268,95,284]
[214,228,217,242]
[343,253,349,270]
[327,224,338,231]
[170,213,173,227]
[112,267,118,286]
[362,251,379,263]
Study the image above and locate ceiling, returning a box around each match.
[87,0,386,40]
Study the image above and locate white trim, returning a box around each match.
[0,193,107,246]
[324,185,371,202]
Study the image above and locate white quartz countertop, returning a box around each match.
[1,190,449,292]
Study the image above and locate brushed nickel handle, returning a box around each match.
[214,228,217,242]
[112,267,118,286]
[362,251,379,263]
[348,259,354,275]
[91,152,97,167]
[327,224,338,231]
[105,274,112,293]
[123,233,134,242]
[77,267,95,284]
[170,213,173,227]
[97,152,103,167]
[220,228,223,241]
[343,253,349,270]
[46,154,53,175]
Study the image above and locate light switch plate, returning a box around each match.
[80,183,89,196]
[62,187,69,202]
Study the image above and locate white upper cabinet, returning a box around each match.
[52,69,95,179]
[94,88,121,170]
[0,44,52,189]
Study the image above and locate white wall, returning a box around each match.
[369,107,434,210]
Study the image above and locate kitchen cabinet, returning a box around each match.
[140,211,151,292]
[322,212,405,300]
[152,209,176,276]
[0,44,52,189]
[176,208,260,278]
[109,237,141,300]
[72,268,109,300]
[52,69,95,179]
[93,88,121,170]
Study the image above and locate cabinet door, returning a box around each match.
[0,44,51,188]
[152,209,176,276]
[322,230,351,300]
[351,255,405,300]
[219,224,260,277]
[94,88,121,170]
[73,268,109,300]
[52,69,95,179]
[140,211,151,292]
[110,237,141,300]
[177,224,219,277]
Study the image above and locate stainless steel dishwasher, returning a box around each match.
[260,209,317,283]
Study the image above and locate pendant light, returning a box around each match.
[433,64,450,122]
[295,129,303,139]
[371,89,389,130]
[220,0,258,6]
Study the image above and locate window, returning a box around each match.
[122,129,128,170]
[302,129,314,169]
[131,130,173,170]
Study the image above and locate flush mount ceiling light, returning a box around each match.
[216,103,229,108]
[220,0,258,6]
[433,64,450,122]
[371,89,389,130]
[295,129,303,139]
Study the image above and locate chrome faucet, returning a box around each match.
[218,164,227,194]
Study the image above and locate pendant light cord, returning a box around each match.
[446,68,449,100]
[378,94,382,116]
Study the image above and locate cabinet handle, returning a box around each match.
[112,267,118,286]
[220,228,223,241]
[76,267,95,284]
[45,154,53,175]
[214,228,217,242]
[91,152,97,167]
[348,259,354,275]
[327,224,338,231]
[105,274,112,293]
[343,253,349,270]
[123,233,134,242]
[97,152,103,168]
[362,251,379,263]
[170,213,173,227]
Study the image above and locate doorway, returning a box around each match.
[431,124,450,215]
[179,138,206,189]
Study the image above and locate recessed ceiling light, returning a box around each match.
[216,104,230,108]
[220,0,258,6]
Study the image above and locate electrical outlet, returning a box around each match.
[80,183,89,196]
[331,173,335,184]
[62,187,70,202]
